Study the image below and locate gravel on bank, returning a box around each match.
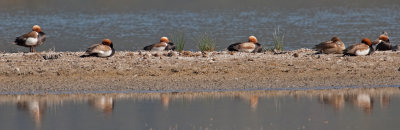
[0,49,399,94]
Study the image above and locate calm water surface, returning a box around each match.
[0,87,399,130]
[1,0,400,52]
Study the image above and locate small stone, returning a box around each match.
[384,57,393,62]
[293,53,299,57]
[153,53,161,57]
[126,52,135,56]
[143,54,149,59]
[183,51,191,57]
[167,51,177,57]
[194,52,202,57]
[171,69,179,72]
[202,52,209,57]
[212,57,217,61]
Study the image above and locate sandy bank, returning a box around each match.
[0,49,399,93]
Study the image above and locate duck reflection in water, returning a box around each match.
[17,99,46,127]
[161,93,170,109]
[236,94,259,111]
[348,93,374,114]
[380,94,390,108]
[249,96,259,111]
[319,94,345,111]
[88,96,114,116]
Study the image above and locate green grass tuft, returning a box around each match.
[196,33,216,52]
[169,31,186,51]
[272,26,284,51]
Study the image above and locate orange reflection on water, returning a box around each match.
[17,98,46,128]
[88,96,114,116]
[0,87,398,127]
[319,93,345,111]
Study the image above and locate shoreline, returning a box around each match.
[1,49,399,94]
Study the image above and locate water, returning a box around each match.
[1,0,400,52]
[0,87,399,130]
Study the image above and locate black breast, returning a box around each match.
[376,42,392,51]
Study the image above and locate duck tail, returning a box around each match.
[227,43,241,51]
[80,53,94,58]
[80,55,89,58]
[143,45,153,51]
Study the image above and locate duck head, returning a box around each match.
[378,35,389,42]
[331,36,341,42]
[102,39,113,48]
[32,25,42,32]
[248,36,258,43]
[361,38,372,47]
[160,37,169,43]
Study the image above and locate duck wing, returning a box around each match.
[228,42,242,51]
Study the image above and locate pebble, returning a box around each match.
[293,53,299,57]
[171,69,180,72]
[167,51,177,57]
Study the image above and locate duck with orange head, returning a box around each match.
[80,39,115,58]
[374,32,393,51]
[143,37,175,51]
[228,36,263,53]
[13,25,46,52]
[343,38,374,56]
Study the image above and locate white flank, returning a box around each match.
[239,49,254,53]
[97,50,112,57]
[355,48,369,56]
[25,37,38,46]
[152,46,166,51]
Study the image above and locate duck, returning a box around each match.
[80,39,115,58]
[314,36,345,54]
[374,32,392,51]
[13,25,46,52]
[88,96,114,115]
[343,38,374,56]
[228,36,262,53]
[143,37,175,51]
